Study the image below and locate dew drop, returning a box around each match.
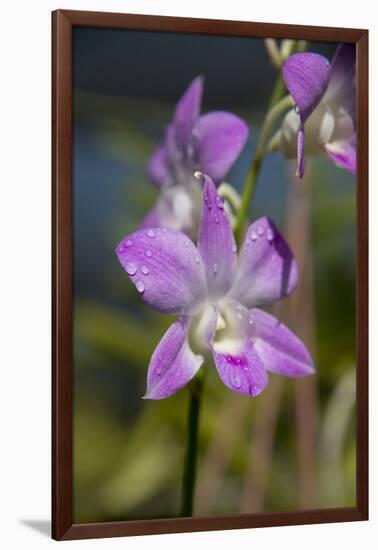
[257,224,264,236]
[125,239,133,248]
[213,263,218,274]
[250,230,257,242]
[126,262,138,276]
[184,240,190,247]
[141,265,150,275]
[250,385,258,396]
[266,229,274,242]
[231,371,242,389]
[214,214,220,224]
[135,280,145,293]
[232,244,237,254]
[155,366,162,376]
[146,229,156,238]
[216,196,224,210]
[145,249,152,258]
[194,254,200,264]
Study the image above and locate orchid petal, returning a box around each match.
[116,228,207,315]
[174,76,204,146]
[147,142,170,187]
[212,339,268,397]
[197,174,237,299]
[209,300,268,397]
[193,112,249,184]
[252,308,315,377]
[325,138,356,173]
[283,52,332,121]
[139,206,161,230]
[144,318,203,399]
[326,43,356,119]
[229,217,298,308]
[296,122,305,177]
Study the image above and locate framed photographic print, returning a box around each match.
[52,10,368,541]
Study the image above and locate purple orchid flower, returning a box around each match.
[116,173,314,399]
[143,77,249,236]
[272,44,356,177]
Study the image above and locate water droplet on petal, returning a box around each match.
[125,239,133,248]
[155,366,162,376]
[232,244,237,253]
[126,262,138,276]
[141,265,150,275]
[266,229,274,242]
[136,280,145,293]
[146,229,156,238]
[257,224,264,236]
[213,263,218,273]
[216,196,224,210]
[194,254,200,264]
[231,371,242,389]
[184,240,189,247]
[214,214,220,224]
[250,385,258,396]
[145,249,153,258]
[250,230,257,241]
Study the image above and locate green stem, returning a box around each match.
[181,376,203,516]
[234,94,294,244]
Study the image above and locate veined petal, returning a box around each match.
[283,52,332,121]
[147,142,171,187]
[212,343,268,397]
[197,174,237,299]
[325,138,356,173]
[174,76,204,146]
[116,228,207,315]
[144,318,203,399]
[229,217,298,308]
[210,300,268,397]
[252,308,315,377]
[193,111,249,184]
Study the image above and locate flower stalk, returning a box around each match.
[181,374,204,516]
[234,94,294,244]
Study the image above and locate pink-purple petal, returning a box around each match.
[174,76,204,146]
[193,111,249,184]
[197,174,237,299]
[325,138,356,173]
[147,142,170,187]
[138,205,161,230]
[326,43,356,119]
[252,308,315,377]
[144,318,203,400]
[116,228,207,315]
[212,344,268,397]
[229,217,298,308]
[296,123,305,178]
[283,52,332,121]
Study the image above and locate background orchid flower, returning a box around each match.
[143,77,249,237]
[270,44,356,177]
[116,173,314,399]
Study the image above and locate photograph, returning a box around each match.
[70,25,358,525]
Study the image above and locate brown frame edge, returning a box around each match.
[52,9,369,541]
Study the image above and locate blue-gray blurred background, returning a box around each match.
[72,27,356,523]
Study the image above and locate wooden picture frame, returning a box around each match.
[52,9,368,541]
